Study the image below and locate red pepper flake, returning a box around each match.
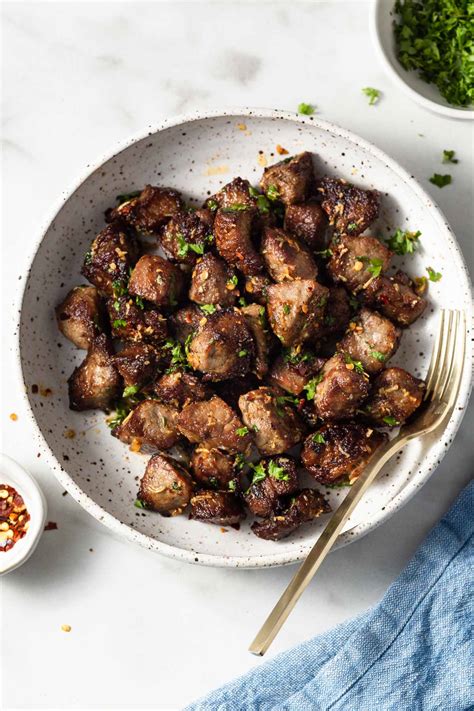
[0,484,30,551]
[44,521,58,531]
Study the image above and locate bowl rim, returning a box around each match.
[16,107,473,568]
[0,453,47,575]
[370,0,474,121]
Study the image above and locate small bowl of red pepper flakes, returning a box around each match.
[0,453,47,575]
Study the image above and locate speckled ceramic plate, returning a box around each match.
[18,109,472,568]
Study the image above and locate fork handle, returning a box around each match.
[249,437,402,656]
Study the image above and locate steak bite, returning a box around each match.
[251,489,330,541]
[244,274,272,305]
[243,456,299,518]
[205,177,257,211]
[56,285,103,349]
[261,227,318,283]
[238,387,304,455]
[366,367,425,426]
[112,343,158,388]
[108,185,183,235]
[106,296,168,344]
[269,352,325,396]
[364,271,427,326]
[68,334,121,411]
[81,223,141,296]
[301,422,387,485]
[240,303,271,380]
[138,454,192,516]
[178,396,252,454]
[260,152,315,206]
[169,304,202,343]
[187,309,255,382]
[284,200,328,250]
[153,371,211,408]
[327,235,392,293]
[160,210,211,265]
[214,207,264,276]
[189,253,238,306]
[189,490,245,526]
[191,447,236,488]
[338,307,401,375]
[128,255,185,308]
[266,279,329,347]
[313,352,370,420]
[112,399,180,451]
[317,177,380,236]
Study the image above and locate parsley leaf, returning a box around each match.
[426,266,442,282]
[344,353,367,375]
[383,416,400,426]
[163,338,190,372]
[266,184,281,202]
[122,384,140,398]
[429,173,452,188]
[303,375,323,400]
[268,459,290,481]
[228,479,237,492]
[366,258,384,278]
[442,150,458,164]
[315,248,333,258]
[249,462,267,485]
[370,350,387,362]
[283,348,314,365]
[386,228,421,255]
[176,233,205,257]
[283,303,291,315]
[207,199,219,211]
[298,102,315,115]
[112,319,127,329]
[236,426,249,437]
[238,349,248,358]
[275,395,300,408]
[362,87,380,105]
[312,432,326,444]
[200,304,217,315]
[134,498,148,509]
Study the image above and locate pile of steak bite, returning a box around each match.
[55,152,427,541]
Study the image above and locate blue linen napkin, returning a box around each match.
[187,481,473,711]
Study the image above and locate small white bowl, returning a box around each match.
[371,0,474,120]
[0,454,47,575]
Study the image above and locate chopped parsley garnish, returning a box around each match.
[135,295,144,309]
[112,279,128,297]
[315,248,333,258]
[234,453,248,470]
[228,479,237,492]
[116,190,141,204]
[347,222,359,232]
[84,250,93,265]
[366,258,384,278]
[362,87,380,105]
[238,350,248,358]
[370,350,386,362]
[222,203,249,212]
[268,459,290,481]
[386,228,421,255]
[200,304,217,315]
[249,186,271,214]
[107,401,131,429]
[394,0,474,108]
[442,150,458,164]
[227,275,239,288]
[383,416,400,426]
[283,303,291,315]
[266,184,281,202]
[303,375,323,400]
[163,338,190,372]
[134,499,147,509]
[276,395,299,408]
[176,233,205,257]
[283,348,313,365]
[298,102,315,115]
[344,353,366,375]
[112,319,127,329]
[236,426,249,437]
[238,297,248,307]
[249,463,267,485]
[122,384,140,398]
[207,199,219,211]
[429,173,451,188]
[312,432,326,444]
[426,266,442,282]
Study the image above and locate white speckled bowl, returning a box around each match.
[371,0,474,120]
[18,109,472,568]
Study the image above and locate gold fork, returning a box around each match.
[249,309,466,656]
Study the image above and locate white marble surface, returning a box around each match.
[1,2,472,709]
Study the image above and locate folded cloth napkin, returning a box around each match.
[186,481,473,711]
